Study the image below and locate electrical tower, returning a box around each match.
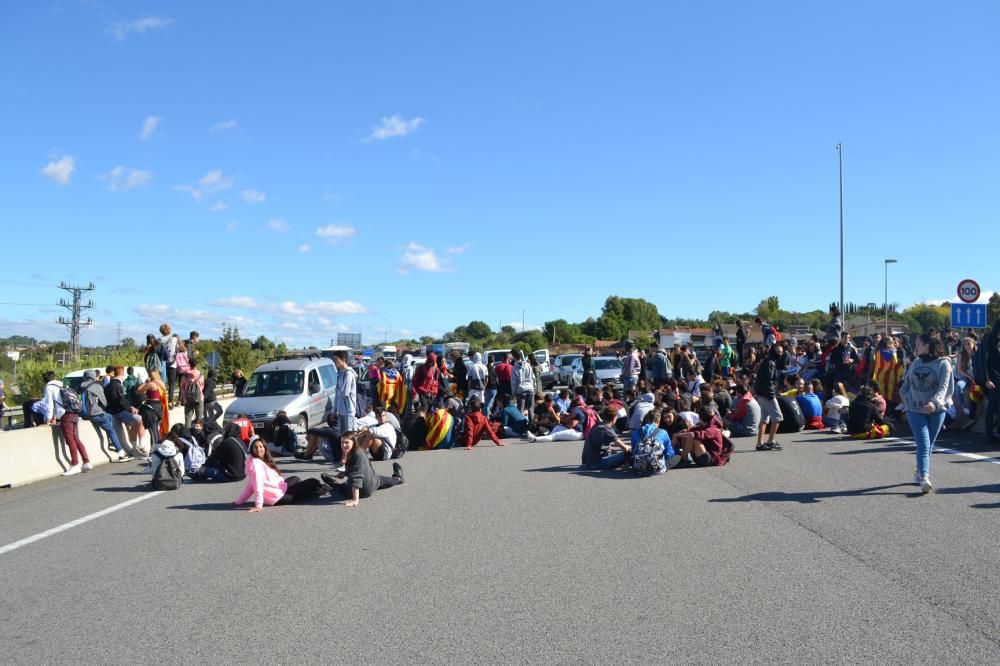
[57,281,95,360]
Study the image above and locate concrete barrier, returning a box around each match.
[0,399,236,488]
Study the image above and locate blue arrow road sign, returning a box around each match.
[951,303,987,329]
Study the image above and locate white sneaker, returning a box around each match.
[62,464,82,476]
[82,462,93,472]
[526,432,537,442]
[920,476,933,494]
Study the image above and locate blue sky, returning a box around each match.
[2,1,998,347]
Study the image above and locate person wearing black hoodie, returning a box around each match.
[203,368,222,424]
[754,346,783,451]
[984,321,1000,443]
[190,422,247,482]
[847,385,892,439]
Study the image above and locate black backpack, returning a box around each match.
[59,386,84,415]
[184,379,203,406]
[392,429,408,459]
[152,451,183,491]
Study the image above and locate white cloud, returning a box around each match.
[135,303,217,325]
[399,241,447,273]
[41,155,75,185]
[448,242,471,254]
[211,201,227,211]
[267,217,289,232]
[504,321,544,333]
[211,296,259,308]
[210,119,239,133]
[303,301,367,315]
[279,301,305,315]
[298,243,311,253]
[242,188,266,203]
[321,189,344,204]
[315,224,355,242]
[225,220,239,232]
[920,291,995,306]
[101,165,152,191]
[175,169,234,201]
[110,16,174,41]
[367,114,425,141]
[139,115,160,141]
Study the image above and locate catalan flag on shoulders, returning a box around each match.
[425,408,455,449]
[872,349,904,403]
[377,368,408,414]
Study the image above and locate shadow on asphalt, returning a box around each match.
[708,483,919,504]
[934,483,1000,509]
[93,485,149,493]
[524,465,635,479]
[167,497,338,511]
[829,443,913,456]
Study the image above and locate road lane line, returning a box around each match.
[873,437,1000,465]
[0,491,164,556]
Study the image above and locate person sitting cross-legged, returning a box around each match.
[673,405,734,468]
[581,406,632,470]
[463,397,506,449]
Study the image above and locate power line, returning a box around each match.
[57,281,95,360]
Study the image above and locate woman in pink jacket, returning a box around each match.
[234,438,323,512]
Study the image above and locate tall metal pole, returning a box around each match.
[837,143,845,316]
[883,259,896,337]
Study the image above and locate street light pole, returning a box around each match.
[884,259,897,337]
[837,143,845,317]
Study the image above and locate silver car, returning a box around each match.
[224,356,337,433]
[568,356,624,390]
[553,354,582,385]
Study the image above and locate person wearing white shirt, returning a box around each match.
[42,371,92,475]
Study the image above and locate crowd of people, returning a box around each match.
[31,310,1000,502]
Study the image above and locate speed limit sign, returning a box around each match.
[957,279,981,304]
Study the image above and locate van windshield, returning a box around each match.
[243,370,304,397]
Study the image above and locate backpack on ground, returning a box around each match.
[184,378,203,406]
[59,386,84,415]
[392,428,408,459]
[152,451,184,490]
[631,429,666,476]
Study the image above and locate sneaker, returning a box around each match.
[118,453,134,463]
[335,464,346,474]
[82,462,93,471]
[526,432,537,443]
[392,462,404,484]
[765,441,782,451]
[62,464,82,476]
[320,472,339,490]
[756,443,768,451]
[920,476,933,494]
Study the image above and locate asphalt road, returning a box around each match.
[2,425,1000,664]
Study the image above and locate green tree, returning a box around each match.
[120,337,137,349]
[988,292,1000,326]
[466,320,492,340]
[218,325,260,377]
[756,296,781,322]
[902,304,949,333]
[252,335,275,354]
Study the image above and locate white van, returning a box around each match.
[484,348,550,373]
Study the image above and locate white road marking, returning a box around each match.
[876,437,1000,465]
[0,491,164,556]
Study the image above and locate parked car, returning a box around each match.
[567,356,624,390]
[62,366,148,393]
[223,356,337,434]
[552,354,582,385]
[484,348,551,373]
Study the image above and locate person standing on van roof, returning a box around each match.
[333,351,358,435]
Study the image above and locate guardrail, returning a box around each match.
[1,384,236,432]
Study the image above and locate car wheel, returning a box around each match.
[298,414,308,430]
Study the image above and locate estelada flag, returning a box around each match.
[376,369,408,414]
[872,350,904,402]
[425,409,455,449]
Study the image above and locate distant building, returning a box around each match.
[846,316,908,338]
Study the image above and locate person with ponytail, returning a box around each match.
[233,438,324,512]
[321,431,404,507]
[899,332,954,494]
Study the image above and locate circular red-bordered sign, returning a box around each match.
[957,279,981,304]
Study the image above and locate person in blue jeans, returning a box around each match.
[80,370,132,462]
[899,332,954,494]
[581,406,632,470]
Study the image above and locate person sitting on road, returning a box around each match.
[233,438,324,512]
[673,405,733,467]
[824,382,851,433]
[498,394,529,438]
[531,393,559,434]
[630,408,680,472]
[149,434,184,485]
[463,397,505,449]
[528,412,584,443]
[847,384,893,440]
[776,392,805,434]
[581,406,632,470]
[628,392,656,433]
[401,405,429,450]
[725,382,761,437]
[190,422,249,482]
[796,383,825,430]
[363,405,397,460]
[320,431,404,507]
[553,389,571,415]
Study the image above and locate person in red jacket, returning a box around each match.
[463,397,506,449]
[674,405,733,467]
[411,352,440,413]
